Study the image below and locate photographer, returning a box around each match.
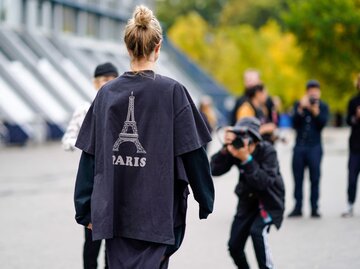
[342,74,360,217]
[288,80,329,218]
[211,117,285,269]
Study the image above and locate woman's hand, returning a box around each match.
[87,223,93,230]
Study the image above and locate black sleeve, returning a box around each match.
[242,146,279,191]
[210,148,235,176]
[291,102,303,129]
[346,99,359,126]
[346,99,354,126]
[181,147,214,219]
[74,151,95,226]
[313,103,329,130]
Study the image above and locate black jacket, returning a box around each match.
[347,94,360,153]
[211,141,285,229]
[292,101,329,147]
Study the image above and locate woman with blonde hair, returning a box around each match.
[74,5,214,269]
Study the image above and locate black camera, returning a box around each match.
[228,127,253,149]
[309,96,319,105]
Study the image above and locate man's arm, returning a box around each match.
[312,103,329,131]
[241,146,279,191]
[74,151,95,226]
[346,99,355,126]
[291,102,304,129]
[210,148,235,176]
[346,99,360,126]
[181,147,215,219]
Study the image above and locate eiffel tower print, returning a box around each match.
[113,92,146,154]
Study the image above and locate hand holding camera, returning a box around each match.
[308,96,320,116]
[224,127,254,162]
[298,95,320,116]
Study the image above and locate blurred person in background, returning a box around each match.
[199,95,217,150]
[231,69,278,143]
[288,80,329,218]
[199,95,217,134]
[74,5,214,269]
[63,62,119,269]
[62,62,119,151]
[211,117,285,269]
[235,83,278,143]
[342,74,360,217]
[230,69,260,126]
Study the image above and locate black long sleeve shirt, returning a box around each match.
[292,101,329,146]
[347,94,360,153]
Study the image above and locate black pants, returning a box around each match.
[348,152,360,204]
[228,212,274,269]
[292,144,323,211]
[106,237,167,269]
[84,228,108,269]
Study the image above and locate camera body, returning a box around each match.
[228,126,253,149]
[309,96,319,105]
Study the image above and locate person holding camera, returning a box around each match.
[342,74,360,217]
[288,80,329,218]
[211,117,285,269]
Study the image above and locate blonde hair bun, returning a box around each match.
[134,5,153,28]
[124,5,162,58]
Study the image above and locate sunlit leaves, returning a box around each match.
[169,16,306,109]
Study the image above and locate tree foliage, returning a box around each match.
[168,13,306,109]
[219,0,287,28]
[155,0,226,30]
[283,0,360,110]
[163,0,360,112]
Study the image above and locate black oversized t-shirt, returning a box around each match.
[76,71,211,244]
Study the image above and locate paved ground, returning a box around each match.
[0,128,359,269]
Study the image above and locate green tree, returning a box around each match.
[155,0,227,30]
[283,0,360,111]
[169,14,307,109]
[219,0,288,28]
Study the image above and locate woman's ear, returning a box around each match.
[155,40,162,53]
[154,41,162,60]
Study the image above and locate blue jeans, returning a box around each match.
[347,152,360,204]
[292,144,323,211]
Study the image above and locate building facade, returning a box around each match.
[0,0,153,40]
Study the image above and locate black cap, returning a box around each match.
[235,117,262,142]
[94,62,119,78]
[306,79,320,89]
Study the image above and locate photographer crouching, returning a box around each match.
[211,117,285,269]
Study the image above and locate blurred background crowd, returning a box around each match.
[0,0,359,145]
